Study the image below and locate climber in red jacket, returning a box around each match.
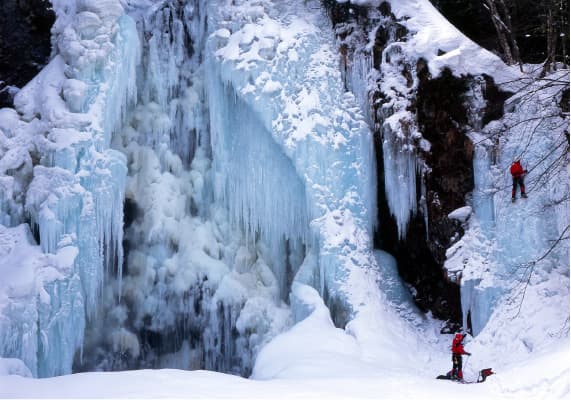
[510,159,528,202]
[451,332,471,380]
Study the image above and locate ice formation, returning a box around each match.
[447,70,570,335]
[334,0,568,341]
[2,0,382,377]
[1,0,138,377]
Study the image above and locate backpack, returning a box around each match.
[477,368,494,382]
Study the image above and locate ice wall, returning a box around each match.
[331,0,568,341]
[205,0,379,327]
[0,0,139,377]
[446,71,570,335]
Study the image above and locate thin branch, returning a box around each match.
[509,224,570,319]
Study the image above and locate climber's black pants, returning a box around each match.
[512,176,525,198]
[452,354,463,379]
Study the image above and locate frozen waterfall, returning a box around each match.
[1,0,383,377]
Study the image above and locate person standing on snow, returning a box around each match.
[510,159,528,202]
[451,332,471,380]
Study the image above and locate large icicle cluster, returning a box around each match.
[336,0,515,238]
[83,0,381,375]
[204,0,380,328]
[333,3,425,239]
[0,0,139,377]
[79,0,292,376]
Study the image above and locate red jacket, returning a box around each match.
[510,161,526,178]
[452,333,469,355]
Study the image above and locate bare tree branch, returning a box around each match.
[509,224,569,318]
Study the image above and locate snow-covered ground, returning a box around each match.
[0,325,568,398]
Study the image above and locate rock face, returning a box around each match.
[373,62,475,329]
[323,1,511,330]
[416,65,474,269]
[0,0,54,108]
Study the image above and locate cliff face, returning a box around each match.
[415,66,473,268]
[0,0,54,108]
[323,0,512,331]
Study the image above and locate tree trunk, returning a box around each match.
[496,0,521,63]
[482,0,520,65]
[541,2,561,76]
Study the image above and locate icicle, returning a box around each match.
[381,121,419,239]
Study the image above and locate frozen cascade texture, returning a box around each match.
[81,0,292,376]
[341,8,425,239]
[0,0,389,377]
[378,43,423,239]
[333,3,430,239]
[0,0,139,377]
[205,0,379,327]
[0,224,80,378]
[208,82,310,301]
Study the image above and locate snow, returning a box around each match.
[448,206,472,222]
[0,310,568,398]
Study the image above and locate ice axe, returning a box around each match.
[464,353,471,371]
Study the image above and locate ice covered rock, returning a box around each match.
[448,206,472,222]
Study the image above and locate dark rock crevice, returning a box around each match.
[373,114,462,330]
[0,0,55,108]
[415,65,474,268]
[481,75,512,126]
